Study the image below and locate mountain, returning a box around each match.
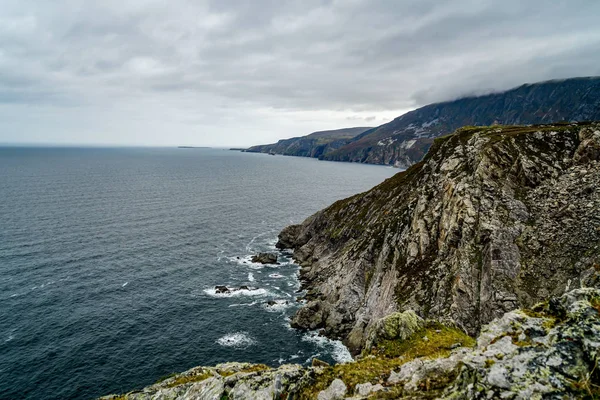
[277,122,600,354]
[320,77,600,167]
[243,127,373,158]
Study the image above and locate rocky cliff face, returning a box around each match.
[244,127,372,158]
[321,77,600,167]
[278,122,600,353]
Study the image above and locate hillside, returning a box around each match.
[320,77,600,167]
[243,127,372,158]
[278,122,600,353]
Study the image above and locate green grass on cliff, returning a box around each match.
[296,323,474,399]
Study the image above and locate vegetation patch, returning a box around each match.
[164,371,213,388]
[296,322,474,399]
[371,322,475,360]
[218,364,270,377]
[591,297,600,315]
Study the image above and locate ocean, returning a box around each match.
[0,147,396,400]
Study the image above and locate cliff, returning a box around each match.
[320,76,600,167]
[244,127,373,158]
[278,122,600,354]
[102,288,600,399]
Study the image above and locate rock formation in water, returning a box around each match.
[101,287,600,399]
[278,122,600,353]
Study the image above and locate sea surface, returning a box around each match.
[0,147,397,400]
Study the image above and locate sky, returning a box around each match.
[1,0,599,147]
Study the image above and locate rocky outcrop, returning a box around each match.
[214,285,260,294]
[278,122,600,353]
[251,252,279,264]
[321,76,600,167]
[388,288,600,399]
[101,288,600,399]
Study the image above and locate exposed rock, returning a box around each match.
[251,253,279,265]
[354,382,384,396]
[213,286,260,294]
[311,358,330,368]
[317,378,347,400]
[365,310,424,351]
[386,288,600,399]
[215,285,229,294]
[279,122,600,353]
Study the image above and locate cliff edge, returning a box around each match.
[278,122,600,353]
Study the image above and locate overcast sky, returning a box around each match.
[1,0,599,147]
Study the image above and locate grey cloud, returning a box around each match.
[0,0,599,145]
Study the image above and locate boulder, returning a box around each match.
[317,379,346,400]
[215,285,230,294]
[365,310,424,350]
[311,358,330,368]
[251,253,279,264]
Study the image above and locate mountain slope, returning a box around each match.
[277,122,600,353]
[321,76,600,167]
[244,127,372,158]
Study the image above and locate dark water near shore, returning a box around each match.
[0,147,396,400]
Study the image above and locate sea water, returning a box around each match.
[0,147,396,399]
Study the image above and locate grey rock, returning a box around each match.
[354,382,383,396]
[317,379,347,400]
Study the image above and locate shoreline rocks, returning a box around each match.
[213,285,258,294]
[251,252,279,264]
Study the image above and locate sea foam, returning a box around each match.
[302,331,353,364]
[203,287,270,298]
[216,332,256,348]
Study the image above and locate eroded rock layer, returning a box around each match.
[278,122,600,353]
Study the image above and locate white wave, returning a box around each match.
[229,301,258,308]
[227,255,266,270]
[203,287,270,298]
[302,331,353,364]
[216,332,256,348]
[263,299,292,312]
[5,334,14,343]
[248,273,255,282]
